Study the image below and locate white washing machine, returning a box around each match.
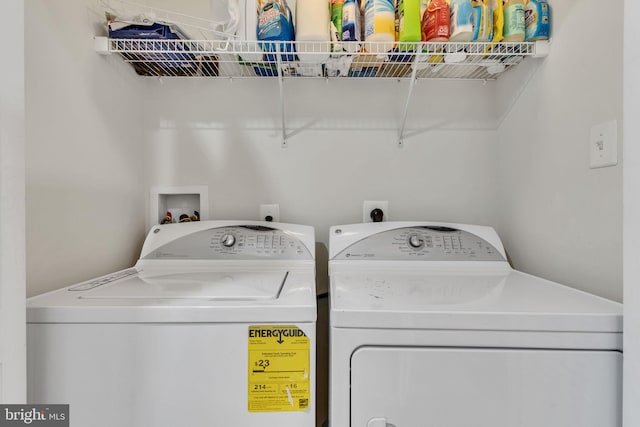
[328,222,623,427]
[28,220,316,427]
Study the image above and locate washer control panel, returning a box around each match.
[333,226,505,261]
[143,226,312,260]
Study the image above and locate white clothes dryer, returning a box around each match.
[28,220,316,427]
[328,222,622,427]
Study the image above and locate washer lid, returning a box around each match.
[79,271,287,301]
[27,267,316,324]
[330,269,622,333]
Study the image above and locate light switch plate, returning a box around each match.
[590,120,618,169]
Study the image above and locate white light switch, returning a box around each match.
[589,120,618,169]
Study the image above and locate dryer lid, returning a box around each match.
[330,269,622,333]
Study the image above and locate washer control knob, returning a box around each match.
[409,234,424,249]
[221,234,236,248]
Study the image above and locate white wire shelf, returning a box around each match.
[95,37,549,80]
[94,36,549,147]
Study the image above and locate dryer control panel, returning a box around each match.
[333,226,505,261]
[143,226,313,260]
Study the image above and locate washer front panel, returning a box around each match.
[332,226,505,261]
[28,322,316,427]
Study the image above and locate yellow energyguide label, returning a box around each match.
[248,325,310,412]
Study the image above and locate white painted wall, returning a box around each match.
[623,0,640,424]
[0,0,26,403]
[143,78,500,251]
[25,0,148,297]
[495,0,623,302]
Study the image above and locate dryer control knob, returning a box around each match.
[409,234,424,249]
[221,234,236,248]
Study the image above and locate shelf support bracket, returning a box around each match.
[93,36,111,55]
[397,47,422,148]
[276,45,288,148]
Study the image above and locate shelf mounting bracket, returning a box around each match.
[397,46,422,148]
[93,36,111,55]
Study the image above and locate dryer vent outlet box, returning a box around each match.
[150,186,209,227]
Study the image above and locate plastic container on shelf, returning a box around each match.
[362,0,396,53]
[341,0,362,52]
[332,0,345,40]
[471,0,492,41]
[449,0,473,42]
[525,0,550,41]
[330,2,344,52]
[296,0,331,62]
[422,0,450,42]
[397,0,422,48]
[489,0,503,42]
[503,0,525,42]
[257,0,296,61]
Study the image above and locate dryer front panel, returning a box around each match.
[351,346,622,427]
